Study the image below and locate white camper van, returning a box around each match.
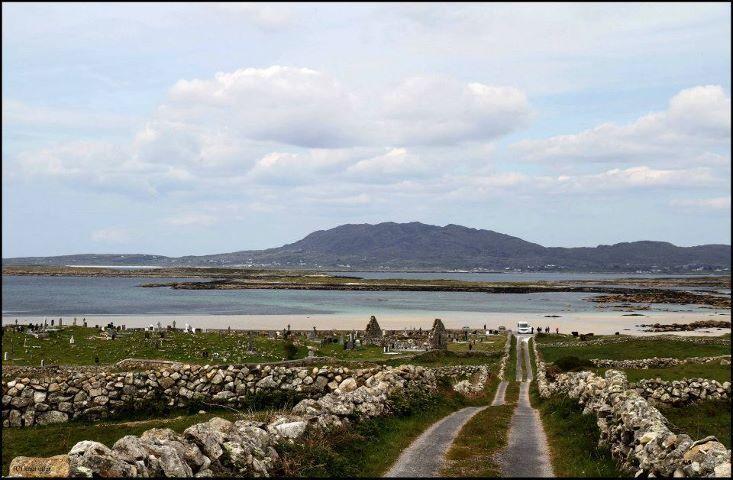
[516,321,532,334]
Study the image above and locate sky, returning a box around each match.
[2,2,731,257]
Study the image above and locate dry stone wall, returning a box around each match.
[591,355,731,369]
[2,360,487,428]
[532,340,731,477]
[9,365,437,477]
[632,378,730,406]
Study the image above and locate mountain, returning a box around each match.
[3,222,730,272]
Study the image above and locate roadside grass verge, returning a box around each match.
[529,338,623,478]
[659,399,731,449]
[441,380,520,477]
[2,407,276,476]
[538,336,730,363]
[274,382,495,477]
[529,387,624,477]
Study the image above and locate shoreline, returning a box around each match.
[3,310,730,336]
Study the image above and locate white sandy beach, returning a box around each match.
[3,310,730,336]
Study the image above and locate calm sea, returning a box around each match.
[0,273,719,320]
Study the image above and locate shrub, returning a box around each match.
[553,355,594,372]
[283,340,299,360]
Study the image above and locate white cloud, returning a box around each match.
[91,227,133,243]
[380,76,532,145]
[346,148,428,181]
[670,196,731,210]
[165,213,218,226]
[208,3,296,30]
[513,85,731,165]
[163,66,360,148]
[2,99,139,131]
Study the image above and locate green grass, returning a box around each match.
[442,380,520,477]
[538,336,730,363]
[447,335,506,353]
[386,350,500,368]
[274,383,495,477]
[2,326,309,366]
[2,407,280,476]
[659,400,731,448]
[529,387,624,477]
[598,361,732,383]
[506,334,517,381]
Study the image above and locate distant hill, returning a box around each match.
[3,222,730,272]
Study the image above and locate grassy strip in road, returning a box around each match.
[659,399,731,449]
[506,334,517,381]
[441,380,521,477]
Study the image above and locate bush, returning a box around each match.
[553,355,594,372]
[283,340,299,360]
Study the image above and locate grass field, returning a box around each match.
[442,380,521,476]
[659,400,731,448]
[2,326,311,366]
[537,335,730,363]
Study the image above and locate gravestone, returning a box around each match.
[73,318,77,326]
[69,336,75,345]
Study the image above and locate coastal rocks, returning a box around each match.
[590,291,731,309]
[638,320,731,333]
